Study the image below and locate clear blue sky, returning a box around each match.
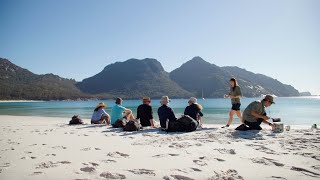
[1,0,319,94]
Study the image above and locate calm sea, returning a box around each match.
[0,97,319,125]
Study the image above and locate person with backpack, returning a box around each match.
[157,96,177,129]
[136,96,156,127]
[91,102,110,125]
[222,78,243,128]
[184,97,203,128]
[110,97,135,126]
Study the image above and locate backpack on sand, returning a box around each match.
[113,118,127,128]
[177,115,198,132]
[69,115,84,125]
[123,121,141,131]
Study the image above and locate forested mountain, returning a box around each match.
[0,58,90,100]
[76,58,192,98]
[0,57,300,100]
[170,57,299,98]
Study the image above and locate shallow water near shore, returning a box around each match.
[0,97,319,125]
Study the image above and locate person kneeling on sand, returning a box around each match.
[91,102,110,125]
[136,96,156,128]
[238,95,275,130]
[184,97,203,128]
[110,97,135,126]
[157,96,177,130]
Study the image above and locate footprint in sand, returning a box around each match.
[107,152,130,158]
[80,147,91,151]
[169,175,195,180]
[82,162,99,167]
[311,165,320,171]
[213,148,236,155]
[268,176,287,180]
[153,154,180,158]
[251,157,284,167]
[193,160,207,166]
[128,169,156,176]
[31,171,44,176]
[291,166,320,178]
[100,172,126,179]
[209,169,244,180]
[35,161,58,169]
[51,146,67,150]
[80,167,96,173]
[214,158,225,162]
[101,159,117,163]
[35,161,71,169]
[190,168,202,172]
[45,154,56,157]
[0,162,11,173]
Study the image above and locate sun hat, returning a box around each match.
[160,96,170,105]
[188,97,197,104]
[96,102,107,109]
[263,95,275,104]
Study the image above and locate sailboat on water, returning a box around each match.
[202,88,205,100]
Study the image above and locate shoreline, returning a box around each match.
[0,115,319,179]
[0,115,316,128]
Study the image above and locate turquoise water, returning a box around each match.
[0,97,319,125]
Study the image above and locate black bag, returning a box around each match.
[166,120,185,132]
[113,118,127,128]
[177,115,198,132]
[69,115,84,125]
[235,124,249,131]
[123,121,141,131]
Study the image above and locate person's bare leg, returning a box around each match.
[235,110,243,124]
[198,115,203,128]
[222,110,235,128]
[104,116,110,125]
[124,110,135,120]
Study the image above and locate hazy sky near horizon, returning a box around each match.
[1,0,319,94]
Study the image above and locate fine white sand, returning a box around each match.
[0,115,319,180]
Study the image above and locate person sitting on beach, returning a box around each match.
[222,78,243,128]
[184,97,203,128]
[110,97,135,125]
[91,102,110,125]
[136,96,156,127]
[242,95,275,130]
[157,96,177,129]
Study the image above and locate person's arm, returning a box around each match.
[136,106,140,120]
[251,111,270,120]
[149,107,156,128]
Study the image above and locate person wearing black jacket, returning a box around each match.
[184,97,203,128]
[136,97,155,127]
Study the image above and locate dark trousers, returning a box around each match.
[244,118,264,130]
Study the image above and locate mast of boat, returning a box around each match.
[202,88,205,100]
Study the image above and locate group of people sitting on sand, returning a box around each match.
[90,78,276,131]
[91,96,203,131]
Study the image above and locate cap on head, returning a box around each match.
[188,97,197,104]
[96,102,107,109]
[115,97,122,104]
[160,96,170,105]
[263,95,275,104]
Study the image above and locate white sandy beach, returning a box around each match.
[0,115,319,180]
